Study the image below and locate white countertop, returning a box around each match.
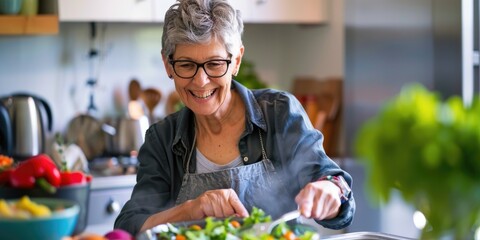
[90,174,136,190]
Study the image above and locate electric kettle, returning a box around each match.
[0,101,12,156]
[0,93,53,160]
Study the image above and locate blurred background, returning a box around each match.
[0,0,478,238]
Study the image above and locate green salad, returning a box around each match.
[156,208,318,240]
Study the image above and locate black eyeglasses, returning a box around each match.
[169,57,232,79]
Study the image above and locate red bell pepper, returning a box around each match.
[56,134,91,186]
[60,170,88,186]
[0,169,13,186]
[9,154,61,194]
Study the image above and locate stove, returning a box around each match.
[88,156,138,177]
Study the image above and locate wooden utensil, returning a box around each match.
[127,79,144,119]
[141,88,162,124]
[128,79,142,101]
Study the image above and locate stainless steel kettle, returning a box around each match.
[0,93,53,159]
[0,101,12,156]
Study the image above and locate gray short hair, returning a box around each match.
[162,0,244,58]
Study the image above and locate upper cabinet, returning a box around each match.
[58,0,328,24]
[59,0,157,22]
[152,0,179,22]
[232,0,328,24]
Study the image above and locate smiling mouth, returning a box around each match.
[190,89,216,99]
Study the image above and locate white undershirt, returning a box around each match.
[196,148,243,174]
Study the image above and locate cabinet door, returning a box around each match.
[152,0,177,22]
[229,0,253,22]
[250,0,328,24]
[59,0,154,22]
[153,0,250,22]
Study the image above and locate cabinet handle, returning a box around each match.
[106,199,121,214]
[256,0,267,5]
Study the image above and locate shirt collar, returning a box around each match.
[232,80,267,132]
[172,80,267,149]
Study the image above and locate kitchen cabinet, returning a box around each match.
[152,0,180,22]
[0,0,59,35]
[235,0,328,24]
[58,0,158,22]
[58,0,328,24]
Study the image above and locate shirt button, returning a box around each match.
[243,157,249,162]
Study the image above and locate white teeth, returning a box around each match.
[192,89,215,99]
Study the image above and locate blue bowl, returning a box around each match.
[0,198,80,240]
[0,183,90,235]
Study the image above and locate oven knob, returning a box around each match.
[106,199,121,214]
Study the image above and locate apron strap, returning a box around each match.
[258,128,268,161]
[186,128,197,173]
[186,125,268,173]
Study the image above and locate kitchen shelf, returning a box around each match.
[0,15,59,35]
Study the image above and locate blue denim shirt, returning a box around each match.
[115,80,355,235]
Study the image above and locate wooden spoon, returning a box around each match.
[127,79,145,119]
[128,79,142,101]
[141,88,162,124]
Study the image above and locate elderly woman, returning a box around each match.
[115,0,355,235]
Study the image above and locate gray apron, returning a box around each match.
[175,129,295,218]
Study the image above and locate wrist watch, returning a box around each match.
[318,175,351,203]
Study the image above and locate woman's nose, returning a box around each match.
[191,67,210,86]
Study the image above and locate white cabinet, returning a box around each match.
[230,0,328,24]
[251,0,328,23]
[229,1,253,22]
[58,0,328,24]
[152,0,178,22]
[58,0,155,22]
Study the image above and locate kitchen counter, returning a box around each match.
[90,174,136,190]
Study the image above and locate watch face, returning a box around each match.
[319,175,351,203]
[338,175,351,193]
[333,176,351,203]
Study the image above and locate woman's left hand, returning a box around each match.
[295,180,342,220]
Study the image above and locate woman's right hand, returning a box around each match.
[186,188,249,220]
[140,189,249,232]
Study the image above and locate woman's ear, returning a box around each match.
[233,46,245,76]
[162,52,173,78]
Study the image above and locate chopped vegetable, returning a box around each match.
[155,207,318,240]
[0,196,52,219]
[104,229,134,240]
[0,199,13,218]
[0,155,13,169]
[15,195,51,217]
[0,155,14,186]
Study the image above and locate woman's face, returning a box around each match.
[164,38,243,117]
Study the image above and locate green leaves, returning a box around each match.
[354,83,480,238]
[235,59,267,89]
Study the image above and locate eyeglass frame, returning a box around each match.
[168,55,232,79]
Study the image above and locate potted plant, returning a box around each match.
[235,59,267,89]
[355,83,480,239]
